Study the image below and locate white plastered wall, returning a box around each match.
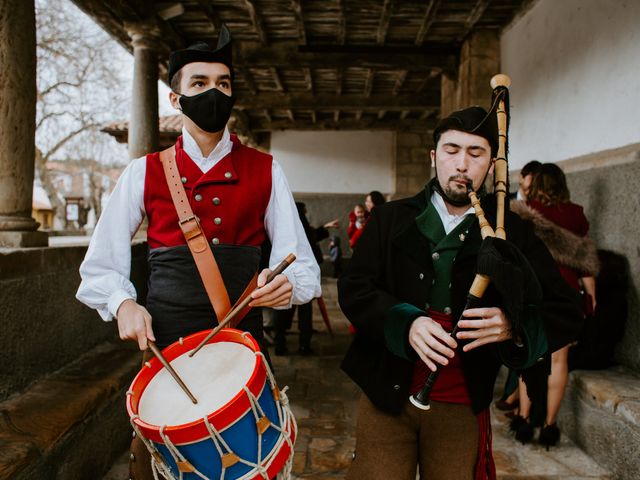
[501,0,640,170]
[270,131,394,194]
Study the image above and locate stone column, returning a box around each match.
[0,0,48,247]
[439,29,500,115]
[125,21,160,159]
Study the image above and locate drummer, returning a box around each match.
[76,25,320,480]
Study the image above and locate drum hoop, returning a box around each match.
[127,328,267,444]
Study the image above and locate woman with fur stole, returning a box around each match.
[510,163,599,448]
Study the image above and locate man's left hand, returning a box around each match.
[455,307,512,352]
[249,268,293,308]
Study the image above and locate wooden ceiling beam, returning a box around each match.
[251,117,436,132]
[337,0,346,44]
[234,42,457,72]
[235,92,440,110]
[364,69,375,98]
[334,110,340,122]
[244,0,268,45]
[377,0,394,45]
[194,0,223,33]
[263,109,272,123]
[456,0,492,43]
[336,69,343,95]
[270,67,284,91]
[238,67,258,96]
[303,67,314,94]
[290,0,307,46]
[393,70,408,96]
[415,0,443,46]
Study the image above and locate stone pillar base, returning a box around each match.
[0,231,48,248]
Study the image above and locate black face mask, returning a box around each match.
[179,88,235,133]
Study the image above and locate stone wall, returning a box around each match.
[0,242,148,401]
[393,131,432,199]
[562,147,640,371]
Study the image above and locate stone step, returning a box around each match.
[0,341,139,480]
[492,407,612,479]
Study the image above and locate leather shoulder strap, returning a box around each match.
[159,146,232,321]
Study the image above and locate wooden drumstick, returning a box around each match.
[148,340,198,404]
[189,253,296,358]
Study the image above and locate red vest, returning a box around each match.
[144,135,273,249]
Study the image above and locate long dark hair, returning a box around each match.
[367,191,386,208]
[528,163,570,206]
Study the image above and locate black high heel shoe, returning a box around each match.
[509,415,534,445]
[539,423,560,450]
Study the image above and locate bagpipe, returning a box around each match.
[410,74,518,411]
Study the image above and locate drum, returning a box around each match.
[127,329,296,480]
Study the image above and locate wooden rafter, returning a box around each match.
[244,0,268,45]
[400,110,410,120]
[236,92,439,110]
[263,109,272,123]
[420,109,437,120]
[355,111,363,121]
[364,69,375,97]
[377,0,394,45]
[456,0,492,43]
[393,70,408,96]
[194,0,223,33]
[230,110,257,146]
[238,67,258,96]
[287,110,295,121]
[290,0,307,45]
[270,67,284,91]
[336,69,342,95]
[311,111,317,123]
[251,117,436,132]
[377,110,386,120]
[415,0,443,46]
[336,0,346,44]
[303,68,314,94]
[234,43,457,71]
[416,70,441,94]
[334,111,340,122]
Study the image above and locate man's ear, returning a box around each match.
[488,157,496,176]
[169,91,181,110]
[430,150,436,168]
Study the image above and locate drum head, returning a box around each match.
[138,341,255,427]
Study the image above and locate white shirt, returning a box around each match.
[76,127,321,321]
[431,191,475,235]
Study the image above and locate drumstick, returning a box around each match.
[189,253,297,358]
[148,340,198,404]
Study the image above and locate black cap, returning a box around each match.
[168,24,233,84]
[433,106,498,156]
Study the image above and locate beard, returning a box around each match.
[441,174,473,203]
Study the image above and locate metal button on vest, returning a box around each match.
[214,217,222,225]
[432,252,440,261]
[224,171,232,179]
[212,197,221,205]
[212,238,220,245]
[194,194,202,201]
[444,307,452,315]
[419,273,424,280]
[393,384,400,390]
[181,176,187,184]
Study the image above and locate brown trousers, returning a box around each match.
[348,395,479,480]
[130,350,155,480]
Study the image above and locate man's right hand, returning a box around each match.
[408,316,458,372]
[116,299,155,350]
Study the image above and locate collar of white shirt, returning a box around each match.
[181,126,232,173]
[430,190,475,235]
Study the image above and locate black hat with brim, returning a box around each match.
[433,106,498,156]
[168,24,233,84]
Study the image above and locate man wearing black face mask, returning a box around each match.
[76,25,320,480]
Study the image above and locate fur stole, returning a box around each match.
[510,200,600,276]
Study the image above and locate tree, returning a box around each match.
[35,0,131,227]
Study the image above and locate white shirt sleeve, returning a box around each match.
[265,160,322,306]
[75,156,147,321]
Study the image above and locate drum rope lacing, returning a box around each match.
[136,348,297,480]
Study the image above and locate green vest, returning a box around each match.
[415,196,476,313]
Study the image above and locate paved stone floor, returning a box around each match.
[103,279,611,479]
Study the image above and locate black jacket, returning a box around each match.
[338,188,582,415]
